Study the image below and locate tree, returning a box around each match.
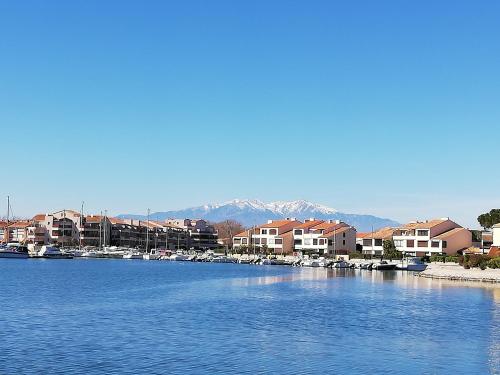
[477,209,500,229]
[382,239,402,260]
[211,220,245,248]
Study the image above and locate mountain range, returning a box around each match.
[118,199,400,232]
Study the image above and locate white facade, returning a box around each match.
[493,224,500,246]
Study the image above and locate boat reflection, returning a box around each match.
[232,267,500,297]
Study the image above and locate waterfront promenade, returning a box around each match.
[419,262,500,283]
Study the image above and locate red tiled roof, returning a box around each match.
[433,227,469,240]
[294,220,324,229]
[260,220,302,229]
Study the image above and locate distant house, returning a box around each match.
[250,219,302,255]
[233,227,261,250]
[164,219,218,250]
[359,227,396,256]
[292,219,357,255]
[392,218,471,256]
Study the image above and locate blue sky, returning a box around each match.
[1,0,499,227]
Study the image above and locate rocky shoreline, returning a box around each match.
[418,263,500,284]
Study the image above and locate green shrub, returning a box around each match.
[445,256,459,263]
[487,257,500,269]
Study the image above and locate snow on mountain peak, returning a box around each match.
[210,199,337,215]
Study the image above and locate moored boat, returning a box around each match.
[372,261,397,270]
[0,243,30,259]
[38,246,73,259]
[396,257,427,272]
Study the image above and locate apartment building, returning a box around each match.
[232,227,261,250]
[80,215,111,247]
[165,219,218,250]
[292,219,357,255]
[2,221,31,243]
[251,219,301,254]
[392,218,471,256]
[0,221,8,243]
[358,227,396,255]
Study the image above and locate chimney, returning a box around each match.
[267,220,273,224]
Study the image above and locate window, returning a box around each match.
[418,241,428,248]
[269,229,277,235]
[254,238,260,245]
[261,229,268,235]
[261,238,267,245]
[343,233,346,238]
[417,230,429,236]
[313,239,318,245]
[294,239,302,245]
[363,239,372,247]
[342,240,346,246]
[242,238,247,244]
[294,229,302,236]
[374,239,383,246]
[275,238,283,245]
[319,239,325,245]
[406,240,414,247]
[442,241,447,248]
[431,241,439,248]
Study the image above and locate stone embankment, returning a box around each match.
[419,262,500,284]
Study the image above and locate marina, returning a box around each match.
[0,259,498,374]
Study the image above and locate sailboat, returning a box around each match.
[143,209,160,260]
[0,196,29,259]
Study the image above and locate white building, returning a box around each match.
[251,219,301,254]
[292,219,356,255]
[392,218,471,256]
[493,223,500,246]
[359,227,396,255]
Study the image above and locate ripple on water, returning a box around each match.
[0,260,498,374]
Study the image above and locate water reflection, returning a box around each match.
[232,267,500,297]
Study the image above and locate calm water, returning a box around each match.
[1,260,499,374]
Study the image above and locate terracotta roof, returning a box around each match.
[85,215,104,223]
[7,221,31,228]
[294,220,324,229]
[433,227,469,240]
[356,232,369,238]
[33,214,46,221]
[260,220,302,229]
[306,222,348,235]
[320,226,350,238]
[364,227,396,240]
[402,219,450,230]
[109,217,126,225]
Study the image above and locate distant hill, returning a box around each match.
[118,199,400,232]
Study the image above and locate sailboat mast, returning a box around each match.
[6,196,10,224]
[79,201,84,251]
[62,209,66,248]
[99,210,102,250]
[146,209,150,253]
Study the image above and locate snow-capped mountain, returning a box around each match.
[118,199,399,232]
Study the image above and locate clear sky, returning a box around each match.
[1,0,499,228]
